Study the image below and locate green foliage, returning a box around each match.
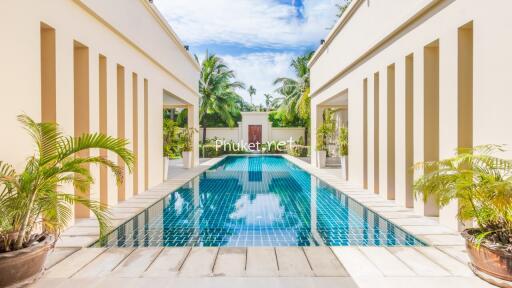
[288,145,310,157]
[413,145,512,245]
[163,119,182,158]
[0,115,133,251]
[273,51,314,126]
[197,52,245,142]
[336,0,352,18]
[339,126,348,156]
[316,109,336,151]
[264,94,273,112]
[248,85,256,106]
[179,127,198,152]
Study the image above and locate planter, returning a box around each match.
[182,151,193,169]
[340,155,348,180]
[316,151,326,168]
[462,229,512,287]
[0,235,53,288]
[163,157,170,180]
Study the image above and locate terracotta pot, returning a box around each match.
[462,229,512,286]
[0,235,53,288]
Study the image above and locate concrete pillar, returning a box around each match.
[438,32,458,228]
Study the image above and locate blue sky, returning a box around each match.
[154,0,342,104]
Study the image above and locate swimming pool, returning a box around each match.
[94,156,425,247]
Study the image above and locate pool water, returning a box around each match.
[95,156,425,247]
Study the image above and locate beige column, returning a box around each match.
[362,79,368,189]
[386,64,396,200]
[55,28,75,224]
[106,59,119,206]
[132,73,139,196]
[143,79,149,192]
[98,55,108,205]
[438,32,458,228]
[88,48,100,209]
[394,57,406,207]
[116,64,126,202]
[73,41,90,218]
[404,54,415,208]
[40,23,56,123]
[373,72,380,195]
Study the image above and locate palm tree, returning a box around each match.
[264,93,273,112]
[197,52,245,143]
[273,51,314,145]
[336,0,352,17]
[0,115,134,250]
[248,85,256,108]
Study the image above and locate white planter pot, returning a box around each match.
[163,157,170,181]
[182,151,193,169]
[340,155,348,180]
[316,151,327,168]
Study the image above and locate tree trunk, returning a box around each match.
[202,126,206,144]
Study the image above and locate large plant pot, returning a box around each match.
[0,235,53,288]
[316,151,326,168]
[462,229,512,287]
[182,151,193,169]
[340,155,348,180]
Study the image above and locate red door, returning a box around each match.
[248,125,262,147]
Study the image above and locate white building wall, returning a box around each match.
[0,0,200,221]
[271,128,306,143]
[310,0,512,230]
[205,128,241,142]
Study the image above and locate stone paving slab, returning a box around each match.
[275,247,313,277]
[213,247,246,277]
[143,247,191,277]
[246,247,279,277]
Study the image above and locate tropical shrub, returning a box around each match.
[0,115,133,252]
[339,126,348,156]
[163,119,183,158]
[288,145,310,157]
[413,145,512,247]
[179,127,197,152]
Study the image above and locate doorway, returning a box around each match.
[248,125,262,147]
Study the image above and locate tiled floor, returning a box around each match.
[35,155,494,288]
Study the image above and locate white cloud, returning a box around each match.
[154,0,339,48]
[220,52,297,105]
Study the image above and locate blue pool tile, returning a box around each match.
[94,156,426,247]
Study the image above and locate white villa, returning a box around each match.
[310,0,512,231]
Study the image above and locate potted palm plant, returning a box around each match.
[0,115,133,287]
[180,127,197,169]
[414,145,512,287]
[339,126,348,180]
[316,124,328,168]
